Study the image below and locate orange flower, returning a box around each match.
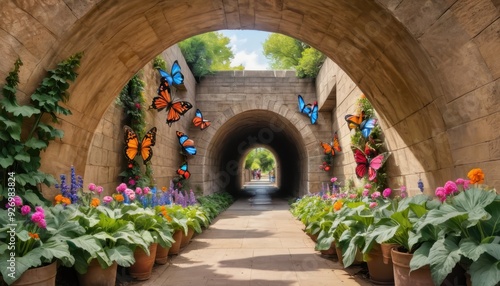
[54,194,63,203]
[161,186,167,192]
[333,200,343,212]
[114,194,124,202]
[61,197,71,205]
[467,168,485,184]
[28,232,40,240]
[90,198,100,207]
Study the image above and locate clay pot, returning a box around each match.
[380,243,399,264]
[77,259,117,286]
[335,245,363,267]
[180,228,195,248]
[320,242,337,257]
[129,243,157,280]
[8,262,57,286]
[366,243,394,284]
[391,248,433,286]
[155,245,171,265]
[169,229,183,255]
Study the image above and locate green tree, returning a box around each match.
[263,33,325,78]
[178,32,243,78]
[244,148,275,172]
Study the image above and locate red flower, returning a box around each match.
[128,163,133,169]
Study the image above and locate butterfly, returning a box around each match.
[192,109,211,130]
[177,162,191,180]
[123,125,157,164]
[176,131,197,155]
[158,60,184,86]
[150,79,192,126]
[297,95,319,124]
[345,111,365,130]
[353,147,390,181]
[320,132,342,156]
[345,112,377,138]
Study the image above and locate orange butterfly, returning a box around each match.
[177,162,190,180]
[124,125,156,164]
[345,110,365,130]
[320,132,342,156]
[150,79,192,126]
[192,109,211,130]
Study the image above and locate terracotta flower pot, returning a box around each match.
[335,245,363,267]
[366,243,394,284]
[129,243,157,280]
[391,248,433,286]
[169,229,183,255]
[77,259,117,286]
[380,243,399,264]
[180,227,195,248]
[320,242,337,257]
[155,245,171,265]
[9,261,57,286]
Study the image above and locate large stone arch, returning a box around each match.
[1,1,498,189]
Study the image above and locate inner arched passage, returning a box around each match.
[240,146,279,188]
[202,110,307,198]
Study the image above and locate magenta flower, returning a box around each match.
[369,202,378,208]
[31,211,44,223]
[143,187,150,195]
[37,219,47,229]
[88,183,96,192]
[116,183,127,193]
[20,205,31,216]
[463,180,470,189]
[330,177,338,183]
[401,185,407,192]
[371,191,381,200]
[362,189,370,197]
[35,206,44,214]
[128,193,136,201]
[382,188,392,198]
[103,196,113,204]
[135,187,143,195]
[401,191,408,198]
[96,186,103,194]
[13,196,22,207]
[435,187,446,202]
[128,179,136,186]
[455,178,465,185]
[444,181,458,195]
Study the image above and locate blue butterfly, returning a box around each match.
[158,60,184,86]
[359,118,377,138]
[176,131,196,155]
[297,95,318,124]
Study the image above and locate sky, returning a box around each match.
[218,30,271,70]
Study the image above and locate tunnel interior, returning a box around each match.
[205,110,306,199]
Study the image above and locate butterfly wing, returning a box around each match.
[124,126,139,162]
[367,152,390,181]
[166,100,193,126]
[176,131,197,155]
[360,118,378,138]
[298,95,312,114]
[354,148,369,179]
[320,141,334,156]
[177,162,191,179]
[333,132,342,152]
[139,127,157,164]
[345,113,363,130]
[309,102,318,124]
[150,80,172,111]
[170,60,185,86]
[193,109,211,130]
[158,68,173,86]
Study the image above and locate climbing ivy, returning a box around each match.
[0,53,83,206]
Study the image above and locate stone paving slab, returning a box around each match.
[130,198,373,286]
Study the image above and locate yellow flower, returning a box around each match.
[467,168,485,184]
[90,198,100,207]
[333,200,343,212]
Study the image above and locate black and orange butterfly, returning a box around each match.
[177,162,191,180]
[345,110,365,130]
[150,79,192,126]
[123,125,157,164]
[192,109,211,130]
[320,132,342,156]
[176,131,197,156]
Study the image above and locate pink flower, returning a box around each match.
[128,193,136,201]
[143,187,150,195]
[88,183,96,192]
[401,191,408,198]
[135,103,141,109]
[37,219,47,229]
[35,206,44,214]
[455,178,465,185]
[463,180,470,189]
[31,212,44,223]
[13,196,22,207]
[330,177,337,183]
[135,187,142,195]
[349,193,357,199]
[20,205,31,216]
[96,186,103,194]
[401,186,407,192]
[444,181,458,195]
[371,191,381,200]
[435,187,446,202]
[103,196,113,204]
[362,189,370,197]
[128,179,136,186]
[369,202,378,208]
[382,188,392,198]
[364,184,372,189]
[116,183,127,193]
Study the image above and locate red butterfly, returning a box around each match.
[353,148,390,181]
[150,79,192,126]
[320,132,342,156]
[177,162,190,180]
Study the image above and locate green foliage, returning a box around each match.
[196,192,234,222]
[0,53,83,206]
[153,56,167,71]
[244,148,275,172]
[179,32,243,78]
[263,33,325,78]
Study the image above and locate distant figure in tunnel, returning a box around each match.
[256,169,261,180]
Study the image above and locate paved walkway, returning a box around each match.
[132,195,372,286]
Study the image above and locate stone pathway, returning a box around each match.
[131,196,373,286]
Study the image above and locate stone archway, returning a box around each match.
[1,0,498,189]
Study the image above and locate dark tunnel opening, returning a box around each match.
[207,110,306,199]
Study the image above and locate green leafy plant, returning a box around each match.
[0,53,83,206]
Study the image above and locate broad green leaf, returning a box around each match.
[0,154,14,168]
[409,241,432,272]
[452,187,496,225]
[106,245,135,267]
[68,235,102,255]
[372,218,400,244]
[428,238,462,285]
[483,200,500,237]
[14,152,30,163]
[469,252,500,286]
[24,137,48,149]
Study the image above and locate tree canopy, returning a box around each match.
[263,33,325,78]
[178,32,243,78]
[244,148,275,173]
